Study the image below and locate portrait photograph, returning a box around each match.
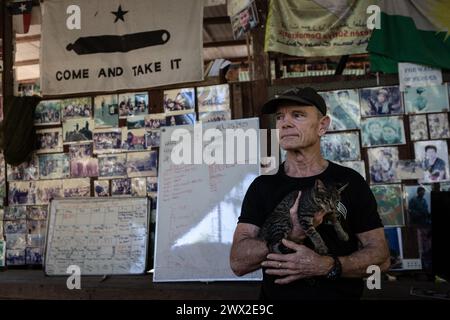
[61,97,92,119]
[384,227,403,270]
[231,0,258,40]
[319,89,360,131]
[93,128,123,154]
[414,140,450,183]
[199,110,231,123]
[337,160,366,180]
[404,84,449,114]
[320,132,361,162]
[368,147,400,184]
[36,128,63,154]
[98,154,127,179]
[7,156,39,181]
[404,184,432,226]
[370,184,404,227]
[38,153,70,180]
[8,181,37,205]
[409,114,429,141]
[428,113,450,139]
[111,178,132,196]
[26,206,48,220]
[94,94,119,128]
[122,129,147,151]
[145,113,166,129]
[118,92,149,118]
[94,180,110,197]
[165,112,196,126]
[361,116,406,147]
[197,84,230,113]
[34,100,61,126]
[35,180,63,205]
[126,151,158,177]
[145,129,161,148]
[127,115,146,129]
[63,178,91,198]
[163,88,195,114]
[131,177,147,197]
[62,118,94,144]
[359,86,403,117]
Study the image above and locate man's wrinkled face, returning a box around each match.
[275,104,328,151]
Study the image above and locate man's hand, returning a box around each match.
[261,239,333,285]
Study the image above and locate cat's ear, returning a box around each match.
[315,179,327,192]
[337,182,349,193]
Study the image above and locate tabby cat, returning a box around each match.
[259,179,349,255]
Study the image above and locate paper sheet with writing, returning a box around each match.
[45,197,148,275]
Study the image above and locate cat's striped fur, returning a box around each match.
[259,179,348,255]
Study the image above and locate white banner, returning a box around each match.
[41,0,204,95]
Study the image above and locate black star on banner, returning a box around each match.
[111,5,128,23]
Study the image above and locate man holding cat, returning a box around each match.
[230,87,390,300]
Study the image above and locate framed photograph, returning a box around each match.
[118,92,148,118]
[197,84,230,112]
[7,156,39,181]
[8,181,37,205]
[38,154,70,180]
[395,160,425,180]
[5,234,27,249]
[35,180,63,205]
[4,206,27,220]
[147,177,158,196]
[428,113,450,139]
[61,97,92,119]
[26,247,44,265]
[361,116,406,147]
[370,184,404,226]
[111,178,132,196]
[36,128,63,154]
[337,161,366,180]
[230,0,258,40]
[126,151,158,177]
[68,143,98,177]
[98,154,127,179]
[93,128,123,154]
[319,89,360,131]
[94,180,110,197]
[409,115,429,141]
[384,227,403,270]
[94,94,119,128]
[145,130,161,148]
[414,140,450,183]
[145,113,166,129]
[163,88,195,114]
[34,100,61,126]
[367,147,400,184]
[199,110,232,123]
[404,84,449,114]
[127,115,146,129]
[404,184,432,225]
[165,112,196,126]
[122,129,147,151]
[63,178,91,198]
[131,178,147,196]
[27,220,47,246]
[320,132,361,161]
[360,86,403,117]
[6,249,26,266]
[4,220,27,234]
[26,206,48,220]
[62,118,94,144]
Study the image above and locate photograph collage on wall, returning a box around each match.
[34,100,62,126]
[359,86,402,117]
[404,84,449,114]
[361,116,406,147]
[319,89,360,131]
[119,92,148,118]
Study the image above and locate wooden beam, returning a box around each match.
[15,34,41,44]
[15,59,40,67]
[204,40,246,48]
[203,16,230,25]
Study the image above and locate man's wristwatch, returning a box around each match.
[325,255,342,280]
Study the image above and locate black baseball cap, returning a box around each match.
[261,87,327,115]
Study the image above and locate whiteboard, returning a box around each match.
[45,197,149,276]
[154,118,262,282]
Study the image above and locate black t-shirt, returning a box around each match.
[238,161,383,300]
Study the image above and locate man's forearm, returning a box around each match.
[338,245,389,278]
[230,238,269,276]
